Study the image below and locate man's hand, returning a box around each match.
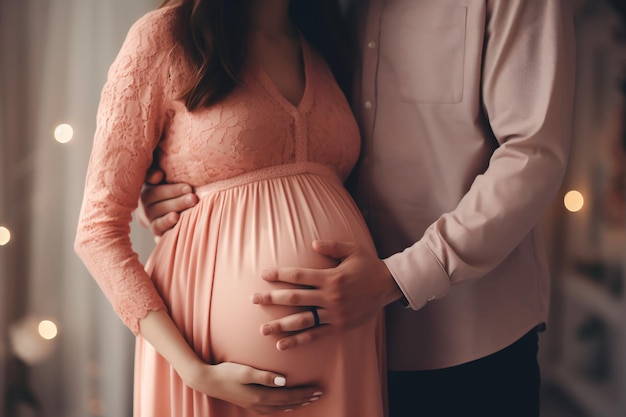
[137,168,199,236]
[251,240,404,351]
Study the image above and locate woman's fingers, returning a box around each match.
[204,362,324,413]
[249,384,324,411]
[243,367,288,387]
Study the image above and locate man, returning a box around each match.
[140,1,575,415]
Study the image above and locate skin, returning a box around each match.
[136,0,326,412]
[139,310,322,414]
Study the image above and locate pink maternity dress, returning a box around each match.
[74,8,385,417]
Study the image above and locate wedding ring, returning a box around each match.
[310,307,320,327]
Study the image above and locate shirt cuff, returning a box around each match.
[383,240,451,310]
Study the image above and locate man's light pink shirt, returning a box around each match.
[350,0,576,370]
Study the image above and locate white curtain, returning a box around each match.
[1,1,160,416]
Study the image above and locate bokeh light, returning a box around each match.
[54,123,74,143]
[0,226,11,246]
[9,315,58,364]
[38,320,58,340]
[564,190,584,212]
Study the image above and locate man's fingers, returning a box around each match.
[150,212,180,237]
[275,326,333,351]
[311,240,355,260]
[142,183,193,207]
[144,192,198,221]
[145,168,165,185]
[259,308,329,335]
[251,289,323,307]
[261,266,327,287]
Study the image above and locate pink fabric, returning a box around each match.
[75,8,384,417]
[349,0,576,369]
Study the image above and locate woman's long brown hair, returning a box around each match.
[160,0,352,111]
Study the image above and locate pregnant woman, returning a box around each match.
[74,0,385,416]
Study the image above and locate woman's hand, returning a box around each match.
[140,309,323,414]
[183,361,323,414]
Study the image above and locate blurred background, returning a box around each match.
[1,0,625,416]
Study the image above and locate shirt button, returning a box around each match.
[427,296,435,302]
[368,41,377,49]
[364,100,373,109]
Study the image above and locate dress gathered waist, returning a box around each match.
[194,162,341,198]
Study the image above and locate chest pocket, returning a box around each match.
[380,2,467,103]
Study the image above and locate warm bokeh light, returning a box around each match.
[0,226,10,246]
[38,320,58,340]
[564,190,584,212]
[9,315,57,364]
[54,123,74,143]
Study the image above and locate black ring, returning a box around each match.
[310,307,320,327]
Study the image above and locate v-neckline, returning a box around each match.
[254,32,312,112]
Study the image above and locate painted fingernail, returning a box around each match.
[274,376,286,386]
[261,325,271,335]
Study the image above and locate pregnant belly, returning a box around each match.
[206,173,375,385]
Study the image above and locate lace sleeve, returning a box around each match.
[74,11,174,335]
